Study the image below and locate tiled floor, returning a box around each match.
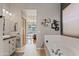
[14,39,46,56]
[23,39,46,56]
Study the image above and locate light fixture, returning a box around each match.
[41,18,60,31]
[6,11,9,14]
[41,18,51,27]
[9,13,12,16]
[51,20,59,31]
[2,9,6,12]
[2,9,6,16]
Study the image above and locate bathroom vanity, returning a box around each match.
[0,35,16,56]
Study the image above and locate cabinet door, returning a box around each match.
[3,40,10,56]
[12,38,16,53]
[9,38,16,55]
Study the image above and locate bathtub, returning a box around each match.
[44,35,79,56]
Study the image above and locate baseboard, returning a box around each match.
[37,48,44,50]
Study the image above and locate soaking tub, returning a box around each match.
[44,35,79,56]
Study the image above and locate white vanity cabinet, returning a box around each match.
[9,37,16,55]
[3,36,16,56]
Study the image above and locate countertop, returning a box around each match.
[1,35,16,40]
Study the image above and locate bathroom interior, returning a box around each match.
[0,3,79,56]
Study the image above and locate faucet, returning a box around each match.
[55,49,60,55]
[51,49,54,53]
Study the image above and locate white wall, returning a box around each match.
[63,4,79,37]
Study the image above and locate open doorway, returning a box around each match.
[23,9,37,44]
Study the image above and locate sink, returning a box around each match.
[2,35,11,39]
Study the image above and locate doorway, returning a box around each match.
[22,9,37,44]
